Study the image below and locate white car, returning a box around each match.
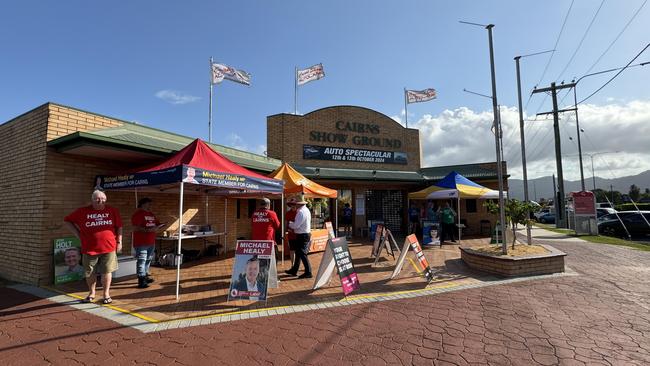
[534,208,553,221]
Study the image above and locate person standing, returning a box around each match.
[285,198,298,258]
[131,197,163,289]
[285,196,312,278]
[63,190,122,304]
[342,203,353,238]
[251,198,281,243]
[438,201,457,245]
[408,204,420,234]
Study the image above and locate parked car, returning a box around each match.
[534,208,553,221]
[538,213,555,224]
[596,207,617,218]
[597,211,650,238]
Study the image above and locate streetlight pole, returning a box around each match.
[514,49,554,245]
[572,61,649,190]
[584,151,620,191]
[460,20,506,253]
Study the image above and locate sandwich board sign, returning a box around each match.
[312,237,360,295]
[372,226,400,266]
[390,234,434,282]
[227,240,278,302]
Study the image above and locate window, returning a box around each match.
[466,199,477,213]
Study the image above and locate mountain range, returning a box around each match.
[508,170,650,201]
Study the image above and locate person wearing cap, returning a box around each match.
[285,195,312,278]
[251,198,281,243]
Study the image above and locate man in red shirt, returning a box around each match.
[131,197,164,289]
[285,198,298,255]
[63,190,123,304]
[251,198,280,243]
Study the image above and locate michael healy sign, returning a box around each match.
[303,145,408,165]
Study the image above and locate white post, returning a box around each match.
[294,67,298,115]
[175,182,185,300]
[209,57,214,143]
[404,88,409,128]
[335,198,338,237]
[224,198,228,253]
[457,196,462,244]
[281,192,285,268]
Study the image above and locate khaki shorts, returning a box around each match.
[83,251,118,277]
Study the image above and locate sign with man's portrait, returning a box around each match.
[228,240,274,302]
[53,237,84,284]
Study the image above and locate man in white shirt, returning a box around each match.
[285,196,312,278]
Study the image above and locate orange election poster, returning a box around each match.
[309,229,329,252]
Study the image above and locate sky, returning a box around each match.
[1,0,649,182]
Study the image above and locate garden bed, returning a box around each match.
[460,244,566,277]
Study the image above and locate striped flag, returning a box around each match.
[406,88,437,103]
[211,63,251,86]
[297,63,325,85]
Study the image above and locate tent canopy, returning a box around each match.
[408,171,503,200]
[270,163,337,198]
[98,139,283,194]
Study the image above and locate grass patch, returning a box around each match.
[534,223,650,251]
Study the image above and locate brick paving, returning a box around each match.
[2,228,650,365]
[52,238,486,321]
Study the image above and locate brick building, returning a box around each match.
[0,103,506,285]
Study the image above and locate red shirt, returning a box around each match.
[251,208,280,242]
[285,209,297,240]
[64,205,122,255]
[131,209,160,247]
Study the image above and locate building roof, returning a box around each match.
[419,163,505,180]
[46,104,281,172]
[292,164,427,182]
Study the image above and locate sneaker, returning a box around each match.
[284,270,297,276]
[298,273,313,279]
[137,277,150,289]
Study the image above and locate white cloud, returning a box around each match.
[413,99,650,181]
[226,133,268,157]
[155,90,201,105]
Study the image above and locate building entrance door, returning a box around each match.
[365,190,404,236]
[337,189,353,238]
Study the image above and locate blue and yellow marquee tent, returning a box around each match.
[408,171,501,200]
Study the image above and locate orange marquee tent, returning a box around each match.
[269,163,337,198]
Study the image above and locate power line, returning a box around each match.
[583,0,648,76]
[578,43,650,104]
[534,0,575,89]
[555,0,606,81]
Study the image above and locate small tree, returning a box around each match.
[484,199,537,250]
[629,184,641,202]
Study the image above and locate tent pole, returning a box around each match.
[457,196,461,244]
[176,182,184,301]
[224,198,228,254]
[281,192,284,268]
[335,198,338,237]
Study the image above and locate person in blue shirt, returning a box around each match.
[342,203,353,238]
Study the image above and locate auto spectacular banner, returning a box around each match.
[97,165,283,193]
[303,144,407,165]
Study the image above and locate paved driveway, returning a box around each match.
[1,228,649,365]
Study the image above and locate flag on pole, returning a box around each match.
[406,88,437,103]
[297,63,325,85]
[211,62,251,86]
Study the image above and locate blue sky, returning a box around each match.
[2,1,649,180]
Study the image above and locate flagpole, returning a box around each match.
[209,56,214,143]
[294,66,298,115]
[404,88,408,128]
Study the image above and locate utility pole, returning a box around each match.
[514,49,553,243]
[552,174,557,214]
[533,82,575,229]
[610,184,614,204]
